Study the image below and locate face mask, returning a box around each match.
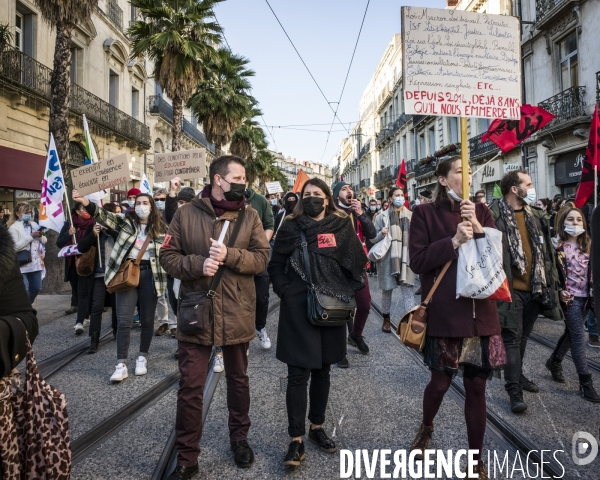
[376,206,381,211]
[564,225,585,237]
[177,202,186,209]
[220,178,246,202]
[519,188,537,206]
[80,211,91,220]
[286,200,296,212]
[369,206,377,212]
[135,205,150,220]
[303,197,325,217]
[393,197,404,208]
[447,188,463,202]
[271,199,278,206]
[155,200,165,211]
[21,214,31,222]
[415,199,421,205]
[127,200,135,208]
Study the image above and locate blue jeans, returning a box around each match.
[21,271,42,304]
[586,310,599,336]
[553,297,590,375]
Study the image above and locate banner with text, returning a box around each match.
[265,181,284,194]
[154,148,206,181]
[401,7,521,119]
[70,154,130,197]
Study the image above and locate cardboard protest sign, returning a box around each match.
[401,7,521,119]
[265,181,283,194]
[70,154,129,197]
[154,148,206,181]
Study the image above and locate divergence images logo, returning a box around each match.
[572,432,598,466]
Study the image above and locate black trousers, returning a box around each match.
[76,274,94,325]
[67,261,78,307]
[88,277,117,335]
[501,290,541,394]
[286,364,331,437]
[167,274,178,313]
[254,269,270,331]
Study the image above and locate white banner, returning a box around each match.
[265,181,283,194]
[39,134,66,233]
[401,7,521,119]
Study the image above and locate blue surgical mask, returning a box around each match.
[393,198,403,208]
[271,199,278,206]
[155,200,165,211]
[369,206,377,212]
[21,214,31,222]
[127,200,135,208]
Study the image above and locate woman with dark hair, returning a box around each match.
[269,178,367,467]
[371,186,414,332]
[408,156,506,479]
[72,189,167,383]
[546,207,600,402]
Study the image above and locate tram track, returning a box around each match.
[370,300,566,479]
[529,332,600,374]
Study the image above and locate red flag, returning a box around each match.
[481,105,555,153]
[396,160,409,208]
[575,104,600,208]
[292,169,311,193]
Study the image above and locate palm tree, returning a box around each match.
[188,47,254,156]
[33,0,98,171]
[230,105,267,159]
[0,22,14,48]
[129,0,223,152]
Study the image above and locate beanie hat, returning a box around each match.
[127,188,142,197]
[332,181,349,201]
[177,187,196,203]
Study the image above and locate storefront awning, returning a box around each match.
[0,146,45,191]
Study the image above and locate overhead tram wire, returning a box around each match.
[264,0,349,135]
[320,0,371,162]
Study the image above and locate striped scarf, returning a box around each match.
[388,207,414,285]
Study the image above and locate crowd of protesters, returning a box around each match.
[4,151,600,480]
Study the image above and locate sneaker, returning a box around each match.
[519,374,539,393]
[74,323,84,335]
[65,306,77,315]
[133,313,140,324]
[308,427,337,453]
[508,390,527,414]
[589,335,600,348]
[135,356,147,376]
[213,352,224,373]
[256,328,272,350]
[337,356,349,368]
[167,464,199,480]
[283,440,305,466]
[155,323,169,336]
[414,287,422,295]
[170,327,177,338]
[110,363,128,382]
[83,318,90,328]
[348,333,369,354]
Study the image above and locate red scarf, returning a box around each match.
[201,185,245,217]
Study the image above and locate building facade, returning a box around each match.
[272,150,332,192]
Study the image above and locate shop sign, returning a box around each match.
[15,189,41,201]
[503,161,521,174]
[480,159,503,183]
[554,149,586,186]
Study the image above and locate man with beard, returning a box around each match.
[332,182,376,367]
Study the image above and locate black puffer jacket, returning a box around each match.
[0,224,38,378]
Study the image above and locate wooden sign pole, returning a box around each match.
[460,117,470,202]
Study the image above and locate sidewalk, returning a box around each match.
[34,294,73,326]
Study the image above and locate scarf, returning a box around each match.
[72,213,95,241]
[498,198,553,307]
[201,185,245,216]
[273,213,367,301]
[388,207,414,285]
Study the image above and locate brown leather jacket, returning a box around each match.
[159,196,270,346]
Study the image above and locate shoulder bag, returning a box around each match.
[300,230,356,327]
[178,207,246,336]
[106,234,152,293]
[367,216,391,262]
[17,225,33,266]
[398,260,452,350]
[75,245,96,276]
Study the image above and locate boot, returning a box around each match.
[579,374,600,403]
[382,314,391,333]
[545,357,565,383]
[467,460,488,479]
[410,422,434,460]
[508,389,527,414]
[88,331,100,354]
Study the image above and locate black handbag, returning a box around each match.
[178,207,246,336]
[300,231,356,327]
[17,249,32,266]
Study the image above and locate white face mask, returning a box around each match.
[415,199,421,205]
[135,205,150,220]
[519,188,537,206]
[393,197,404,208]
[369,206,377,212]
[127,200,135,208]
[447,188,463,202]
[564,225,585,237]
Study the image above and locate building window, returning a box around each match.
[449,117,459,144]
[69,142,86,168]
[109,70,119,107]
[70,46,83,85]
[131,88,139,119]
[428,127,435,154]
[402,135,407,160]
[559,32,578,90]
[15,12,23,51]
[419,134,425,158]
[478,118,491,134]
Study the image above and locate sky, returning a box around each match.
[214,0,446,167]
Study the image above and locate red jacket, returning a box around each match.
[409,200,501,338]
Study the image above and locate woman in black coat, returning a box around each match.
[269,178,367,467]
[0,224,38,380]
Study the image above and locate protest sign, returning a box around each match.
[70,154,130,197]
[154,148,206,181]
[401,7,521,119]
[265,181,283,194]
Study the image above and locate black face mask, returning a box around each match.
[303,197,325,217]
[220,179,246,202]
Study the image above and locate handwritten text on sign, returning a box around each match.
[401,7,521,119]
[154,148,206,181]
[70,154,130,196]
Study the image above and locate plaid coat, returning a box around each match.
[84,203,167,296]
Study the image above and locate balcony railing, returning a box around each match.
[596,72,600,105]
[536,0,573,28]
[358,141,371,160]
[0,45,150,147]
[469,133,500,160]
[359,178,370,189]
[414,161,437,178]
[376,113,413,148]
[374,165,399,187]
[538,86,587,131]
[406,159,415,174]
[107,0,124,31]
[148,95,215,153]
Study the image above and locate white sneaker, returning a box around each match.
[83,318,90,328]
[74,323,84,335]
[256,328,272,350]
[213,352,224,373]
[135,356,147,376]
[110,363,128,382]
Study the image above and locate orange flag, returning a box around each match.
[292,169,310,193]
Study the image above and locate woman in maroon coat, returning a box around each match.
[408,156,506,479]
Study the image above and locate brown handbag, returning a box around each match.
[106,234,152,293]
[75,245,96,276]
[398,260,452,350]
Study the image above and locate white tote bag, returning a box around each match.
[368,218,391,262]
[456,227,509,300]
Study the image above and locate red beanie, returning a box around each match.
[127,188,142,197]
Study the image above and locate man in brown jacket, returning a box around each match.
[159,155,270,479]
